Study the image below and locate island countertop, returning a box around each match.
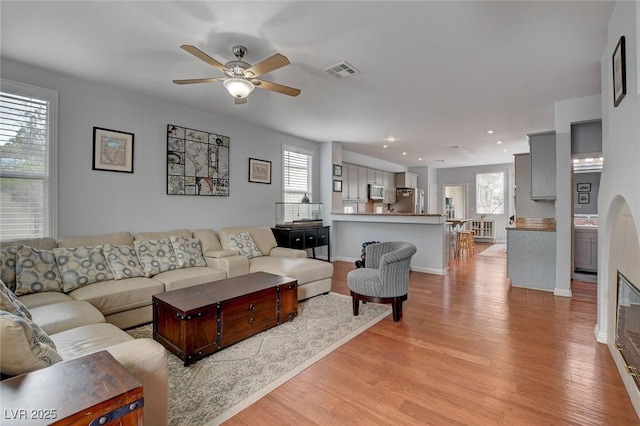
[331,213,446,225]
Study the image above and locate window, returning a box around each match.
[476,172,504,215]
[282,145,313,203]
[0,79,58,239]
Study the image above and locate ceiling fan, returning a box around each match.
[173,44,301,105]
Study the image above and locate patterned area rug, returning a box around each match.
[127,292,391,425]
[477,243,507,257]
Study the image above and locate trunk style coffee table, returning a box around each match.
[152,272,298,366]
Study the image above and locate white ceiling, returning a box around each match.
[0,1,613,168]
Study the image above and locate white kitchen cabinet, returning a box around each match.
[574,228,598,272]
[367,168,375,186]
[345,165,359,200]
[528,131,556,200]
[383,172,396,203]
[357,167,368,200]
[395,172,418,188]
[374,170,384,185]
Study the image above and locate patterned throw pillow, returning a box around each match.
[225,232,262,259]
[103,244,146,280]
[0,279,32,320]
[0,311,63,376]
[52,246,115,293]
[0,246,17,291]
[14,245,63,296]
[134,239,179,277]
[170,236,207,268]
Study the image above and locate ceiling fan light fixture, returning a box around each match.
[223,78,255,99]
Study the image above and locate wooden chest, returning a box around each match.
[152,272,298,365]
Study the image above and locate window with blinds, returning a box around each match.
[283,146,312,204]
[0,80,58,240]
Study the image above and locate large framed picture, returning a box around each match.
[248,158,271,184]
[612,35,626,107]
[92,127,134,173]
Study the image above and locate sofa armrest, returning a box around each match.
[204,254,249,278]
[106,338,168,426]
[269,247,308,258]
[204,249,240,258]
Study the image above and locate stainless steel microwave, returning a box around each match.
[368,184,385,200]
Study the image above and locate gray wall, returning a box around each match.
[574,172,600,215]
[437,163,514,242]
[1,59,323,238]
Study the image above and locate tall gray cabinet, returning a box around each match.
[528,131,556,200]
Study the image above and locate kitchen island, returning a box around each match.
[330,213,449,274]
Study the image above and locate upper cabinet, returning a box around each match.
[528,131,556,200]
[395,172,418,188]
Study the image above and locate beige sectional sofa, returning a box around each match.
[0,225,333,425]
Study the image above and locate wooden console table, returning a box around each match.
[271,225,331,261]
[0,351,143,425]
[152,272,298,366]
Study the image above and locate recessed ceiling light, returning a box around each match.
[402,152,407,155]
[496,141,502,145]
[503,149,508,152]
[418,158,422,161]
[383,144,388,148]
[387,137,396,142]
[487,130,494,134]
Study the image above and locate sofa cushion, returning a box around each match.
[0,279,32,319]
[192,229,223,251]
[0,311,63,376]
[170,236,207,268]
[248,257,334,285]
[30,300,105,335]
[0,246,17,291]
[134,239,179,277]
[219,227,277,256]
[49,322,134,360]
[17,291,73,309]
[103,244,146,280]
[14,245,63,296]
[67,277,164,316]
[53,246,115,292]
[152,267,227,292]
[56,231,134,248]
[133,229,192,241]
[225,232,263,259]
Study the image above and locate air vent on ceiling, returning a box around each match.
[323,61,360,79]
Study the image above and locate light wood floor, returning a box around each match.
[225,243,639,425]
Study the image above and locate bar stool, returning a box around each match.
[456,230,475,258]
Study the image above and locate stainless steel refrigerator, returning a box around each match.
[394,188,424,213]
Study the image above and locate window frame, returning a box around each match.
[0,78,58,239]
[475,171,505,215]
[282,144,313,203]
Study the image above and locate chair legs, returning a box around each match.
[350,291,408,322]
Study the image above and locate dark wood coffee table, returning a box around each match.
[152,271,298,366]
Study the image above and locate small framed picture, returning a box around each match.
[92,127,134,173]
[577,183,591,192]
[333,179,342,192]
[612,36,626,107]
[578,193,590,204]
[248,158,271,184]
[333,164,342,177]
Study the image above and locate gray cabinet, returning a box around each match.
[357,167,368,200]
[574,228,598,272]
[383,172,396,203]
[514,154,555,219]
[345,165,359,200]
[507,229,557,291]
[528,131,556,200]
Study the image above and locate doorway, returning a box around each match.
[443,184,467,219]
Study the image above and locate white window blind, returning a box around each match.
[476,171,504,215]
[0,80,58,240]
[283,146,312,203]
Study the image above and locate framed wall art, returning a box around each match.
[577,183,591,192]
[578,193,590,204]
[248,158,271,184]
[166,124,230,196]
[612,35,626,107]
[333,164,342,177]
[92,127,134,173]
[333,180,342,192]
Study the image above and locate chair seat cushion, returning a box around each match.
[348,268,403,298]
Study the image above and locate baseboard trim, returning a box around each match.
[554,288,572,297]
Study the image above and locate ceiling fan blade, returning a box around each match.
[235,97,247,105]
[253,79,301,97]
[180,45,228,72]
[172,77,225,85]
[245,53,290,78]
